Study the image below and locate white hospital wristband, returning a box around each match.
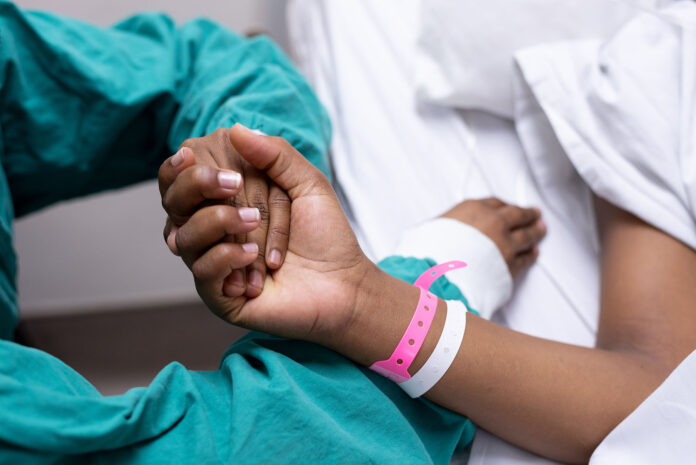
[400,300,468,398]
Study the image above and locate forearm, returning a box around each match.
[428,316,667,463]
[329,266,668,463]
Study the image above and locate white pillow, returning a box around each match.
[414,0,660,119]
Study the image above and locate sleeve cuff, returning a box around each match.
[392,218,512,319]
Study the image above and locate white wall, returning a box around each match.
[13,0,289,317]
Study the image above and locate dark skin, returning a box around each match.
[159,128,291,298]
[160,126,696,463]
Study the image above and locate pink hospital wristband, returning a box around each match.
[369,261,467,383]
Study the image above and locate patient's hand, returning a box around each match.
[441,198,546,276]
[159,128,290,298]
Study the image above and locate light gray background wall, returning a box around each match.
[13,0,289,317]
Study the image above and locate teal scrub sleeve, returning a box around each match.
[0,256,475,464]
[0,2,331,218]
[0,2,330,339]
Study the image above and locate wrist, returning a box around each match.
[329,264,446,374]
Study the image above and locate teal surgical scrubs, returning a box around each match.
[0,3,475,463]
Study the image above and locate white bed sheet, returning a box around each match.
[288,1,600,463]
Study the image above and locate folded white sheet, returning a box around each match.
[514,2,696,250]
[415,0,660,119]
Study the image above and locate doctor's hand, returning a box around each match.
[175,124,379,344]
[159,128,291,298]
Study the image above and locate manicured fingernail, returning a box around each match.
[242,242,259,254]
[171,148,186,167]
[239,207,260,223]
[268,249,281,267]
[218,170,241,189]
[249,270,263,288]
[229,269,244,287]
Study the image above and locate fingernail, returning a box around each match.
[242,242,259,254]
[229,269,244,287]
[218,170,241,189]
[171,148,186,167]
[538,220,547,232]
[268,249,281,267]
[239,207,260,223]
[249,270,263,288]
[532,207,542,216]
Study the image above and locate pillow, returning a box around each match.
[414,0,660,119]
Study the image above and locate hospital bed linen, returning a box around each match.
[414,0,659,119]
[288,1,601,463]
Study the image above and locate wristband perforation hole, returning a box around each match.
[424,306,430,311]
[408,339,415,345]
[417,321,424,327]
[397,358,403,365]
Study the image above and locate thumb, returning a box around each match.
[229,123,331,200]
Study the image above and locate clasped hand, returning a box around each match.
[158,124,377,344]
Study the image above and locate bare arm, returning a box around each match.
[337,199,696,463]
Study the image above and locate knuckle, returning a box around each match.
[493,214,507,230]
[270,136,290,149]
[269,226,289,240]
[191,260,209,281]
[174,228,188,252]
[269,192,290,208]
[218,242,236,259]
[257,203,270,223]
[158,162,169,181]
[213,127,228,139]
[161,190,174,213]
[247,193,270,221]
[192,165,213,186]
[523,229,533,244]
[532,225,544,240]
[212,206,235,227]
[180,138,197,151]
[484,197,502,207]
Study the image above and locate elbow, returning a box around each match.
[567,349,676,464]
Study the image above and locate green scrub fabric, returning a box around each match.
[0,3,476,463]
